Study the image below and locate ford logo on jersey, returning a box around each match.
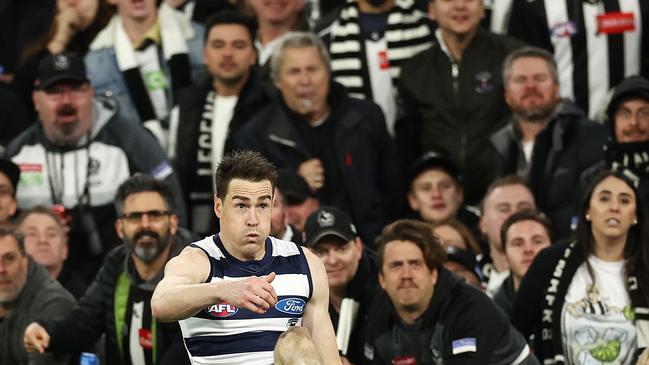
[275,298,306,315]
[207,302,239,317]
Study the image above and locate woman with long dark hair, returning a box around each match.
[512,169,649,364]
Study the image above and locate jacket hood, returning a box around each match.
[606,76,649,142]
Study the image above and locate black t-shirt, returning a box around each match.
[292,114,351,213]
[358,12,389,40]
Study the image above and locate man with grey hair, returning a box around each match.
[235,31,401,244]
[490,46,607,239]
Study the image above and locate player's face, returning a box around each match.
[505,57,560,121]
[0,235,29,304]
[428,0,484,38]
[614,98,649,143]
[408,169,463,223]
[380,240,436,314]
[504,220,550,284]
[480,184,535,249]
[215,179,273,257]
[312,238,362,291]
[204,24,256,87]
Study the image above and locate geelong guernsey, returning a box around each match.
[179,235,313,365]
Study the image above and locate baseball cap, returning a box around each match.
[0,159,20,195]
[444,245,481,278]
[36,52,89,90]
[303,206,358,247]
[277,169,312,204]
[408,151,462,186]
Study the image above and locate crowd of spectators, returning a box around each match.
[1,0,649,364]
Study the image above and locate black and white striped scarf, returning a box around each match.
[325,0,433,100]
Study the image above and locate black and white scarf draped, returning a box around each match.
[324,0,433,100]
[540,241,649,364]
[90,4,193,132]
[606,140,649,185]
[192,89,216,197]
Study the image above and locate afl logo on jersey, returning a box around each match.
[275,298,306,315]
[207,302,239,317]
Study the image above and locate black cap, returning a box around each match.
[304,206,357,247]
[36,52,88,90]
[444,245,479,277]
[277,169,312,204]
[606,76,649,136]
[408,151,462,185]
[0,159,20,195]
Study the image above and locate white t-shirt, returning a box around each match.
[522,139,534,164]
[364,37,397,136]
[561,255,636,365]
[128,300,146,365]
[211,94,238,169]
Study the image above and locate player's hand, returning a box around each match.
[298,159,325,191]
[219,272,278,314]
[23,322,50,354]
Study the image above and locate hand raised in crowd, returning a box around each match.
[216,272,278,314]
[47,5,79,54]
[23,322,51,354]
[298,159,325,192]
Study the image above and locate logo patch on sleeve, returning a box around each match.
[452,338,477,354]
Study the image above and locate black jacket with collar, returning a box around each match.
[233,82,402,244]
[40,229,195,365]
[364,267,537,365]
[396,28,522,204]
[490,100,608,239]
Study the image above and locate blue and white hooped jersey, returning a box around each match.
[179,235,313,365]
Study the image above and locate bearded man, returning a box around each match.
[489,46,608,240]
[23,174,195,365]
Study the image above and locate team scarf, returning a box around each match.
[539,241,649,364]
[91,4,193,125]
[325,0,433,100]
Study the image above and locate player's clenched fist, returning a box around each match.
[218,272,278,314]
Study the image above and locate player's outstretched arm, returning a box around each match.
[152,246,278,322]
[301,249,343,365]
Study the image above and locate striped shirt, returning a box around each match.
[507,0,649,119]
[179,235,313,365]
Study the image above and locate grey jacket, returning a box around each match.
[0,258,76,365]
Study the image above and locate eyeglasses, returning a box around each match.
[43,84,90,102]
[120,210,170,223]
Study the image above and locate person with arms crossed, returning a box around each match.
[151,150,341,364]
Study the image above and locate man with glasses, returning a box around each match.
[3,52,186,283]
[23,173,194,365]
